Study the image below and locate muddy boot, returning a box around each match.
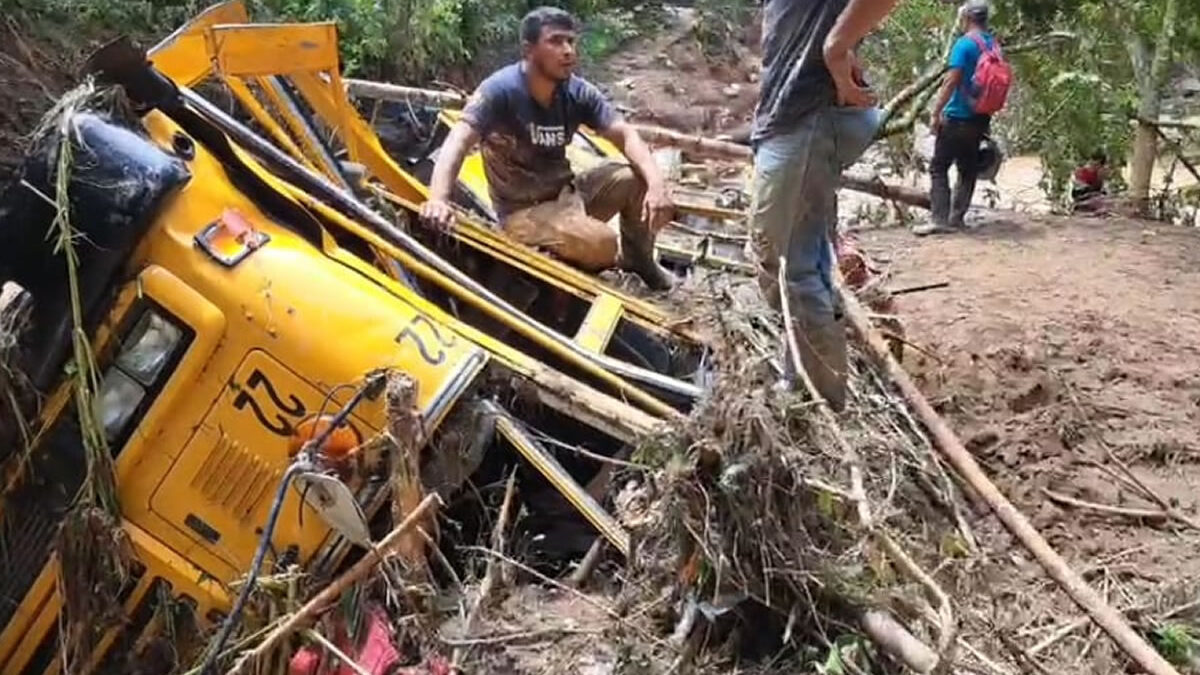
[785,315,849,412]
[911,219,959,236]
[949,174,978,230]
[619,230,675,291]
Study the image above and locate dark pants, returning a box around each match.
[1072,184,1102,203]
[930,116,990,227]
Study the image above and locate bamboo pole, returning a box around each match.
[837,288,1181,675]
[345,78,465,107]
[625,126,933,209]
[226,494,442,674]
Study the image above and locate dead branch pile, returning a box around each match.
[596,275,972,673]
[0,285,32,466]
[431,274,975,674]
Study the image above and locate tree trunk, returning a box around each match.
[1128,0,1180,211]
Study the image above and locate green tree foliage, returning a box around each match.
[0,0,658,82]
[870,0,1200,201]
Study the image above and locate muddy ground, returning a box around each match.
[2,4,1199,673]
[0,12,130,185]
[857,215,1200,670]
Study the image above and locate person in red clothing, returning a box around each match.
[1072,150,1109,207]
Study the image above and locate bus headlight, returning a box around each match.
[95,368,146,443]
[94,309,185,443]
[117,311,183,385]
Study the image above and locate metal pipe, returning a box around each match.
[176,87,701,409]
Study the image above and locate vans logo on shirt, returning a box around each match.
[528,123,567,147]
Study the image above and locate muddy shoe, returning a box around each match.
[911,220,959,237]
[620,246,676,291]
[785,316,849,412]
[633,260,676,291]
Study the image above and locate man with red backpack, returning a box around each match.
[915,0,1012,235]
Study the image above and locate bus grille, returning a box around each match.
[0,416,87,629]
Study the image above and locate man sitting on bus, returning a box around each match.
[419,6,675,291]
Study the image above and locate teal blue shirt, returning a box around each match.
[944,31,994,120]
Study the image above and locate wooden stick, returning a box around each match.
[304,629,372,675]
[887,281,950,296]
[453,471,518,668]
[226,494,441,674]
[838,287,1181,675]
[569,538,608,589]
[1043,489,1169,521]
[345,78,465,107]
[778,259,950,673]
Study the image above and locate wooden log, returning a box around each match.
[630,126,933,209]
[840,174,931,210]
[838,287,1181,675]
[861,611,939,674]
[632,124,752,161]
[345,78,465,107]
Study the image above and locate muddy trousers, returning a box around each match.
[501,160,671,290]
[930,116,990,228]
[751,106,881,411]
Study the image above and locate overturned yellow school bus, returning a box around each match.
[0,17,683,674]
[147,2,716,415]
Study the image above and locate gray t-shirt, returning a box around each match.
[461,63,618,219]
[751,0,848,145]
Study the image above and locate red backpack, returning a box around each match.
[967,32,1012,115]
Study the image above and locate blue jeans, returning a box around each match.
[751,106,882,325]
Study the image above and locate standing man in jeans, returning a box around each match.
[915,0,995,235]
[752,0,899,411]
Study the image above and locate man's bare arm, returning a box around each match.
[598,121,673,231]
[823,0,902,107]
[421,121,480,228]
[930,69,963,128]
[826,0,902,52]
[428,121,480,202]
[599,122,663,191]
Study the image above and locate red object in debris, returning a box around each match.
[289,647,323,675]
[289,605,401,675]
[426,655,453,675]
[347,608,402,675]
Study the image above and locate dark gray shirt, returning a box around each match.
[461,63,618,219]
[752,0,847,145]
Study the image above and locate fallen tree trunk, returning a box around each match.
[840,174,930,210]
[837,287,1181,675]
[633,125,932,209]
[346,78,465,108]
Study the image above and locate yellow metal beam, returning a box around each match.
[490,404,630,557]
[207,21,340,77]
[575,293,624,354]
[223,75,317,172]
[147,0,249,87]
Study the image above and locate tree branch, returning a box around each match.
[881,31,1078,132]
